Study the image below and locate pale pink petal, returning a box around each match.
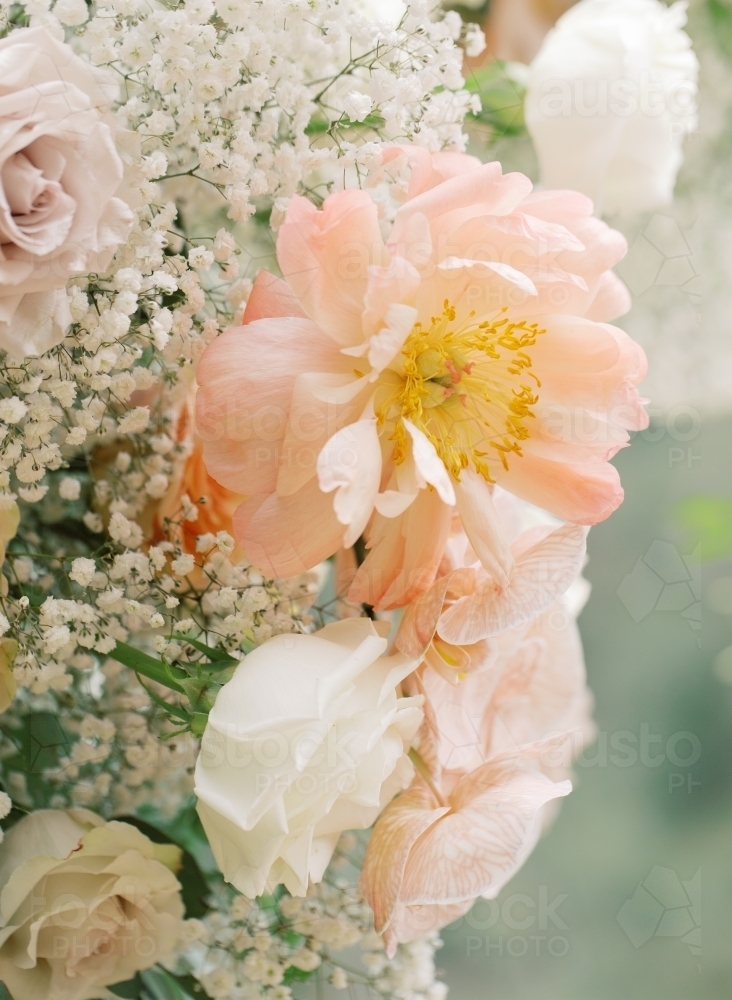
[277,191,387,346]
[350,488,453,609]
[242,270,305,323]
[233,475,344,577]
[454,471,514,587]
[317,417,382,547]
[481,211,585,251]
[584,270,631,322]
[390,163,531,250]
[381,145,483,201]
[276,372,371,497]
[360,258,421,341]
[532,318,648,417]
[365,303,419,374]
[436,523,588,645]
[403,420,456,505]
[399,768,571,906]
[359,782,449,934]
[495,451,624,525]
[395,573,454,659]
[196,317,345,495]
[384,900,473,954]
[437,256,538,296]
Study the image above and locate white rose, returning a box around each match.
[194,619,423,898]
[0,809,185,1000]
[525,0,699,214]
[0,27,134,358]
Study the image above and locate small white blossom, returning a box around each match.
[69,558,96,588]
[342,90,373,122]
[171,553,195,577]
[59,477,82,501]
[188,246,215,271]
[117,407,150,435]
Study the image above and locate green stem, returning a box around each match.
[408,747,447,807]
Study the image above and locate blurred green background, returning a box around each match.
[438,417,732,999]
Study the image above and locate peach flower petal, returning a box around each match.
[242,270,306,323]
[232,475,344,578]
[317,417,382,547]
[350,488,453,610]
[277,191,387,346]
[196,317,351,495]
[437,523,588,645]
[454,471,514,587]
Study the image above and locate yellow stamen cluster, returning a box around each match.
[377,303,544,482]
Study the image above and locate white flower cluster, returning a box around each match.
[3,0,483,226]
[169,842,447,1000]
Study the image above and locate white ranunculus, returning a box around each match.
[525,0,699,215]
[0,27,133,357]
[0,809,185,1000]
[194,619,423,898]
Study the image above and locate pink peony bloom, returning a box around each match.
[0,28,133,357]
[197,145,647,608]
[360,585,595,954]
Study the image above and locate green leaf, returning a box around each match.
[0,982,14,1000]
[171,634,238,664]
[465,61,526,138]
[109,974,144,998]
[140,968,202,1000]
[110,642,186,695]
[116,817,210,919]
[178,677,222,715]
[707,0,732,59]
[671,495,732,561]
[283,965,317,984]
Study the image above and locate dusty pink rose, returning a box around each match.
[360,585,594,953]
[0,27,133,357]
[197,145,647,608]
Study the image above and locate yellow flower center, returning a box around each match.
[376,303,544,482]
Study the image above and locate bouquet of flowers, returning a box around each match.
[0,1,696,998]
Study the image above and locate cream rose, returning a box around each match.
[194,619,423,898]
[525,0,698,215]
[0,809,185,1000]
[0,27,133,357]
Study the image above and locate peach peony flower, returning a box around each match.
[197,145,647,608]
[361,589,594,953]
[0,28,133,357]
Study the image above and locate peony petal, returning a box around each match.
[585,270,631,322]
[233,475,344,576]
[454,471,514,587]
[276,372,371,498]
[317,418,382,547]
[437,256,538,296]
[495,450,624,525]
[196,317,349,496]
[242,269,306,323]
[403,419,456,505]
[350,487,453,609]
[277,191,387,346]
[395,573,454,659]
